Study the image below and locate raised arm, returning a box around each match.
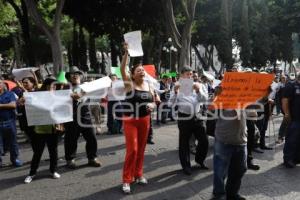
[121,43,132,92]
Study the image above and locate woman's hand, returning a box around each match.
[71,92,85,100]
[18,96,25,106]
[146,103,155,113]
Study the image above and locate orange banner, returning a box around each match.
[212,72,275,109]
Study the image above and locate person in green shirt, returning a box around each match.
[24,77,62,184]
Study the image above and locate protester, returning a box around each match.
[276,75,288,144]
[107,73,123,134]
[170,66,209,175]
[16,77,38,143]
[24,77,61,183]
[212,87,247,200]
[282,72,300,168]
[0,78,22,167]
[64,66,101,169]
[120,43,157,194]
[157,75,170,124]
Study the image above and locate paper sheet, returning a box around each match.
[124,31,144,57]
[111,80,126,100]
[24,90,73,126]
[12,67,39,81]
[79,76,112,93]
[179,78,194,96]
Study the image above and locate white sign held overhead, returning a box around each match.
[12,67,39,81]
[124,30,144,57]
[79,76,112,94]
[24,90,73,126]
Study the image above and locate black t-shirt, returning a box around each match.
[282,81,300,121]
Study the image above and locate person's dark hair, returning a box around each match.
[40,77,57,91]
[130,57,143,75]
[109,73,117,78]
[22,77,37,87]
[181,66,192,74]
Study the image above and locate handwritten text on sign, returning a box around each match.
[213,72,274,109]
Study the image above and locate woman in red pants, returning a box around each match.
[120,43,158,194]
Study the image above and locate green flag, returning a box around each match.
[111,66,130,79]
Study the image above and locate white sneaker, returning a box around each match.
[24,175,35,184]
[122,183,131,194]
[52,172,61,179]
[136,177,148,185]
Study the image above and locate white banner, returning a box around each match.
[79,76,112,94]
[24,90,73,126]
[12,67,39,81]
[124,30,144,57]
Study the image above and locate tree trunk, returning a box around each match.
[49,32,64,74]
[13,32,22,68]
[6,0,36,66]
[89,33,97,72]
[72,21,79,66]
[110,39,118,67]
[24,0,65,75]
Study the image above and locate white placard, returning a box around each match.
[12,67,39,81]
[179,78,194,96]
[124,30,144,57]
[24,90,73,126]
[79,76,112,93]
[111,80,126,100]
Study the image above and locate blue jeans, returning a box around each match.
[213,140,247,197]
[283,121,300,163]
[0,119,19,164]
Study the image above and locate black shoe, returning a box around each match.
[161,120,167,124]
[66,159,76,169]
[147,140,155,145]
[183,167,192,175]
[253,148,264,153]
[226,194,246,200]
[260,145,273,150]
[284,160,296,168]
[196,162,209,170]
[247,162,260,171]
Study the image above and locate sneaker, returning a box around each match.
[13,159,23,167]
[122,183,131,194]
[136,176,148,185]
[147,140,155,145]
[88,158,102,167]
[66,159,76,169]
[52,172,61,179]
[24,175,35,184]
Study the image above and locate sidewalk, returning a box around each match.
[1,115,300,200]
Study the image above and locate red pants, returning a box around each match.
[122,115,150,183]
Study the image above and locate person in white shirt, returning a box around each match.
[169,66,209,175]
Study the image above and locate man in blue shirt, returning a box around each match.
[0,78,22,167]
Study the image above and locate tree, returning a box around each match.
[88,32,97,72]
[24,0,65,74]
[250,0,271,67]
[78,26,87,71]
[239,0,250,66]
[5,0,36,66]
[161,0,197,71]
[217,0,233,68]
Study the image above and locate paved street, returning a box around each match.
[1,115,300,200]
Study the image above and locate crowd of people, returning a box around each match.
[0,45,299,199]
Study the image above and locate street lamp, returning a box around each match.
[162,37,177,72]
